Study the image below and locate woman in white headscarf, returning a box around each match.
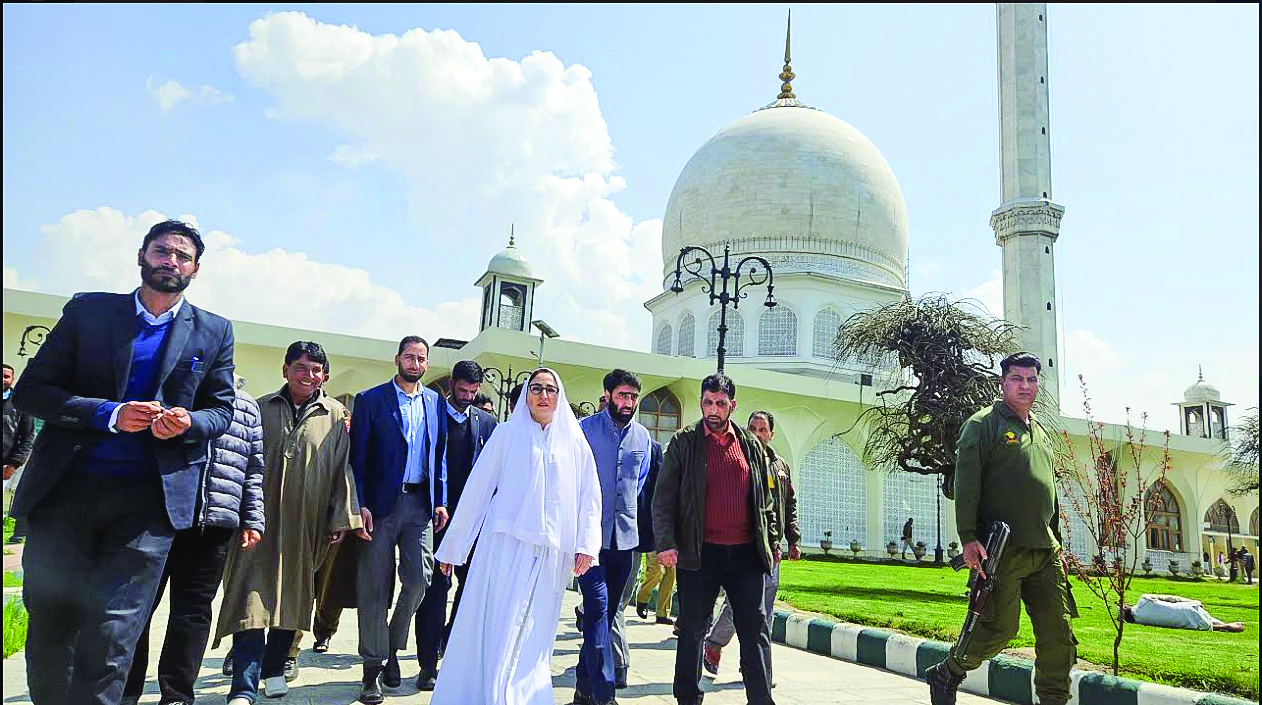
[431,367,602,705]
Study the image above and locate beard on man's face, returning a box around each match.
[609,403,636,424]
[397,367,422,384]
[140,262,193,293]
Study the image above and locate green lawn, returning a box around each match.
[2,597,26,659]
[778,556,1260,700]
[2,572,20,588]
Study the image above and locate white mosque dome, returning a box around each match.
[485,242,536,281]
[1184,374,1221,403]
[661,101,909,290]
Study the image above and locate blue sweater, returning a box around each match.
[83,316,173,476]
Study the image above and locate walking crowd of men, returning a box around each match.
[8,217,1231,705]
[4,219,806,705]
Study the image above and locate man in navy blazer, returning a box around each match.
[413,359,498,689]
[11,219,235,705]
[349,336,448,703]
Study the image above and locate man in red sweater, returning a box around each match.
[652,374,780,705]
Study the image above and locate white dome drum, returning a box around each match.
[661,104,909,290]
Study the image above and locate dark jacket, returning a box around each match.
[11,292,235,530]
[444,404,497,513]
[3,393,36,468]
[349,381,448,521]
[766,445,801,549]
[652,421,780,572]
[635,440,663,553]
[196,388,266,532]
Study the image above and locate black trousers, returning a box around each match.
[123,525,234,703]
[23,473,175,705]
[673,542,774,705]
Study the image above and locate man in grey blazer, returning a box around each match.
[11,219,235,705]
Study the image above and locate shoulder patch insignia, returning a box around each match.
[1004,430,1020,444]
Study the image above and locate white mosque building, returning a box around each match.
[3,4,1255,567]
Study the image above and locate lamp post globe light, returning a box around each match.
[668,243,777,374]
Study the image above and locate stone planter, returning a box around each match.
[947,542,960,560]
[849,540,862,557]
[913,543,927,560]
[820,538,834,555]
[1167,559,1179,576]
[886,542,899,557]
[1141,558,1153,575]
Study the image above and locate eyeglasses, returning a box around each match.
[528,384,560,397]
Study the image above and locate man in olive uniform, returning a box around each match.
[926,352,1077,705]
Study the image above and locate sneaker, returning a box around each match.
[228,698,252,705]
[283,656,299,682]
[655,616,675,625]
[222,654,234,677]
[926,661,964,705]
[575,605,583,632]
[382,651,402,689]
[313,634,332,653]
[703,644,721,675]
[263,675,289,698]
[615,665,628,689]
[635,602,650,620]
[571,690,596,705]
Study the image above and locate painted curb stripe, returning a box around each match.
[1139,682,1211,705]
[962,659,992,696]
[785,614,811,649]
[915,640,951,679]
[989,654,1034,704]
[1193,694,1258,705]
[885,633,924,677]
[806,619,833,656]
[771,611,787,644]
[830,622,863,662]
[1078,673,1140,705]
[856,628,889,669]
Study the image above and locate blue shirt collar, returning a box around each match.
[446,400,468,424]
[134,290,183,326]
[2,388,10,402]
[393,379,424,400]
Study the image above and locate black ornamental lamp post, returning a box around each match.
[481,365,533,422]
[668,243,777,374]
[17,325,52,357]
[935,474,945,564]
[577,401,598,417]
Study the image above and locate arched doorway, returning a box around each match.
[1205,499,1241,534]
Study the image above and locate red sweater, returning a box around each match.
[703,423,752,545]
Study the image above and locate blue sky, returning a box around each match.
[3,3,1257,428]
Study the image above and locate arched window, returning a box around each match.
[882,472,938,550]
[1204,499,1241,534]
[678,312,696,358]
[799,438,868,548]
[758,306,797,356]
[427,375,451,397]
[639,388,682,445]
[813,308,843,358]
[706,310,744,358]
[498,282,526,331]
[655,323,673,355]
[1251,507,1259,537]
[1145,482,1183,552]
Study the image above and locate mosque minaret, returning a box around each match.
[992,3,1065,408]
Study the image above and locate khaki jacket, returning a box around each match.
[652,420,780,572]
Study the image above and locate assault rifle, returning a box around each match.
[949,520,1011,656]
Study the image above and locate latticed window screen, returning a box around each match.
[497,283,525,331]
[1145,482,1183,552]
[813,308,843,358]
[1252,507,1259,537]
[758,306,797,356]
[655,323,672,355]
[881,472,939,549]
[799,438,868,547]
[1204,500,1240,534]
[677,312,695,358]
[639,388,682,445]
[706,310,744,357]
[1056,486,1092,561]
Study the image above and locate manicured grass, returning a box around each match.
[1,516,12,545]
[2,571,20,588]
[778,555,1260,700]
[3,597,27,659]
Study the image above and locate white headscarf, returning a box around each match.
[435,368,603,566]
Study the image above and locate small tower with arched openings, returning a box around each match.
[1175,366,1232,440]
[476,226,542,334]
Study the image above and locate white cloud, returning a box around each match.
[329,144,379,168]
[959,268,1003,319]
[146,76,234,113]
[231,12,661,350]
[3,266,37,291]
[8,207,480,342]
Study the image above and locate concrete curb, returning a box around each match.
[770,610,1257,705]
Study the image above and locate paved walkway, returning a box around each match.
[3,586,1006,704]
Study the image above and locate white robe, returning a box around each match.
[431,370,602,704]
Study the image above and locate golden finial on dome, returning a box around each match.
[778,9,795,100]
